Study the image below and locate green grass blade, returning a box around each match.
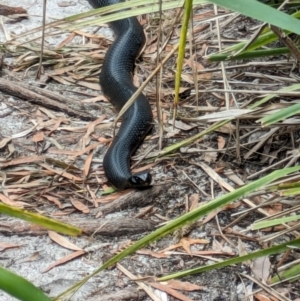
[54,165,300,300]
[158,238,300,281]
[208,46,300,61]
[252,215,300,230]
[174,0,193,108]
[208,0,300,35]
[249,83,300,109]
[156,120,228,157]
[259,102,300,126]
[207,10,300,61]
[270,262,300,284]
[280,187,300,196]
[63,0,207,31]
[0,203,82,236]
[0,266,51,301]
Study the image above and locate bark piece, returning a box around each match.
[0,4,27,16]
[0,78,95,121]
[92,184,168,216]
[93,289,147,301]
[0,217,156,237]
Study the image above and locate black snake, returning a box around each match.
[88,0,153,190]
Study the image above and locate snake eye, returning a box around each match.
[128,172,152,188]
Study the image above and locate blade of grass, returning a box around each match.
[63,0,207,31]
[208,0,300,35]
[259,102,300,126]
[280,187,300,196]
[0,203,82,236]
[0,266,52,301]
[158,238,300,281]
[155,120,228,157]
[207,10,300,61]
[249,83,300,109]
[174,0,193,116]
[270,262,300,284]
[252,215,300,230]
[208,45,300,61]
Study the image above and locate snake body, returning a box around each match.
[88,0,153,190]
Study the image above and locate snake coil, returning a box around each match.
[88,0,153,190]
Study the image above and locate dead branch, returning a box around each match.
[1,216,156,237]
[93,289,147,301]
[92,184,169,216]
[0,78,96,121]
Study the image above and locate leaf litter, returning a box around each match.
[0,0,300,300]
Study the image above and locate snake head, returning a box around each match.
[128,172,152,189]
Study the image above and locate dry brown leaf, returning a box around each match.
[48,231,83,251]
[48,117,67,136]
[212,238,233,254]
[254,293,272,301]
[11,126,36,139]
[162,111,168,124]
[81,95,108,103]
[32,132,45,143]
[132,162,156,174]
[251,256,271,281]
[190,250,235,256]
[81,116,106,149]
[169,120,195,131]
[48,142,100,156]
[95,189,131,204]
[84,150,93,178]
[52,209,76,216]
[97,136,111,144]
[43,195,63,209]
[166,280,205,291]
[218,136,226,150]
[56,32,76,48]
[35,119,58,131]
[86,185,97,207]
[43,250,85,273]
[39,163,82,182]
[238,238,251,266]
[148,282,194,301]
[165,126,181,138]
[212,239,223,252]
[159,238,209,253]
[223,201,241,210]
[70,198,90,214]
[50,75,100,90]
[0,155,44,168]
[144,43,158,54]
[202,208,222,224]
[188,193,199,211]
[0,242,21,251]
[0,193,29,208]
[0,137,12,150]
[136,249,169,258]
[216,122,236,134]
[21,252,41,263]
[133,74,140,87]
[37,107,57,119]
[184,56,205,71]
[264,203,282,215]
[180,237,192,255]
[202,150,218,164]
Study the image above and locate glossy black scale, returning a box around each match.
[88,0,153,190]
